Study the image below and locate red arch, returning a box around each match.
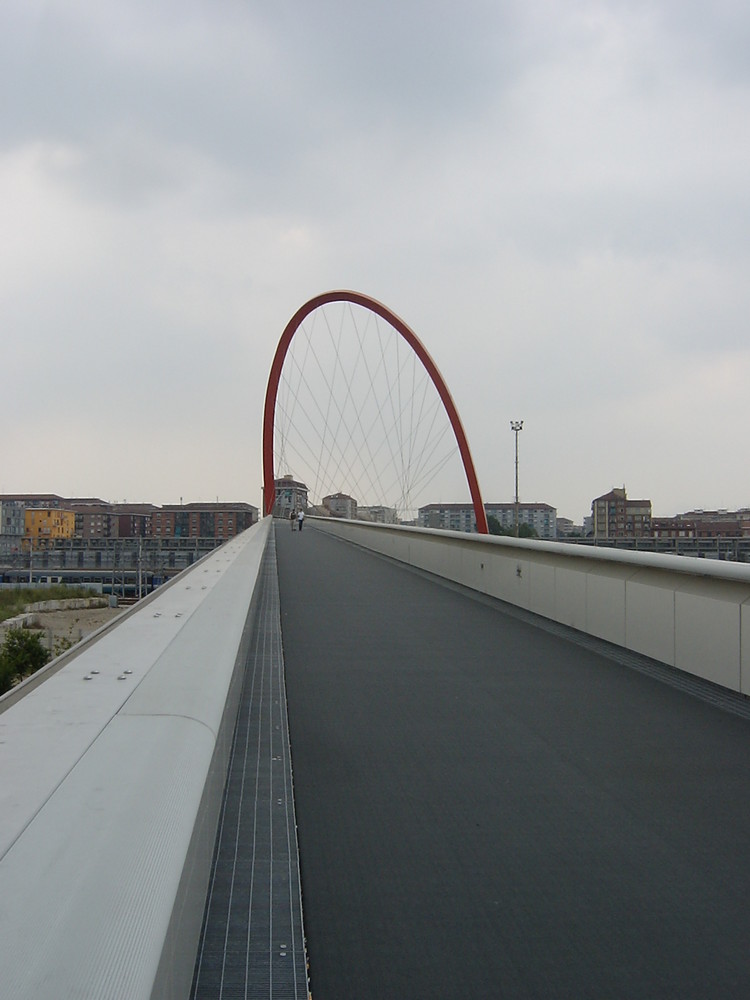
[262,290,489,534]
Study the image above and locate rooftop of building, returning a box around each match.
[419,501,556,512]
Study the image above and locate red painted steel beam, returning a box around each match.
[262,290,489,534]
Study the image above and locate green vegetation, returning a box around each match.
[53,635,77,658]
[0,628,51,696]
[487,515,539,539]
[0,585,98,624]
[0,584,101,695]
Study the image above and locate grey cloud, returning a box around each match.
[649,0,750,84]
[1,1,529,206]
[3,0,750,517]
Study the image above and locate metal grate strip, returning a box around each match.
[191,533,309,999]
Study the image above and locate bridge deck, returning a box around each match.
[276,522,750,999]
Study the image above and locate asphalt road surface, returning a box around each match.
[276,523,750,999]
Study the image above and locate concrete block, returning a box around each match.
[625,576,676,666]
[553,566,587,631]
[675,588,742,691]
[585,572,628,646]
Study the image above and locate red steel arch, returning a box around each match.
[262,290,489,534]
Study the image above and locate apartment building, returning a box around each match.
[652,510,750,539]
[0,499,25,538]
[358,505,398,524]
[323,493,357,519]
[273,477,309,518]
[591,487,652,539]
[113,504,157,538]
[486,503,557,539]
[0,493,68,509]
[0,494,257,549]
[25,508,76,546]
[154,503,257,540]
[0,499,26,558]
[73,503,117,539]
[418,502,557,539]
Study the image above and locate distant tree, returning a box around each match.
[0,628,50,694]
[0,657,12,697]
[485,515,538,539]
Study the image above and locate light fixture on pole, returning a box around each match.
[510,420,523,537]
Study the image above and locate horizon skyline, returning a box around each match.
[4,3,749,524]
[3,483,750,527]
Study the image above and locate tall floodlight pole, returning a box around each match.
[510,420,523,537]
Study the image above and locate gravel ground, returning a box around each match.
[1,606,124,655]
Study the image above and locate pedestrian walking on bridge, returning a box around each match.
[297,510,305,532]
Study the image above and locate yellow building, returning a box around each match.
[25,508,76,547]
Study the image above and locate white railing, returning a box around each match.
[312,518,750,695]
[0,518,272,1000]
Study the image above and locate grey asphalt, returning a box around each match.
[276,523,750,999]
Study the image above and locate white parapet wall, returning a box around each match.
[312,518,750,696]
[0,517,272,1000]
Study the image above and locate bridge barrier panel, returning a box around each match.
[674,581,743,691]
[583,564,631,647]
[311,518,750,696]
[0,517,272,1000]
[625,570,678,667]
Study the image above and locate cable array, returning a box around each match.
[274,301,465,521]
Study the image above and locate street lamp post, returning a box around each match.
[510,420,523,537]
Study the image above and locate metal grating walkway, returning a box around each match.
[191,533,309,999]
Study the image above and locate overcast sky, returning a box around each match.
[2,0,749,522]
